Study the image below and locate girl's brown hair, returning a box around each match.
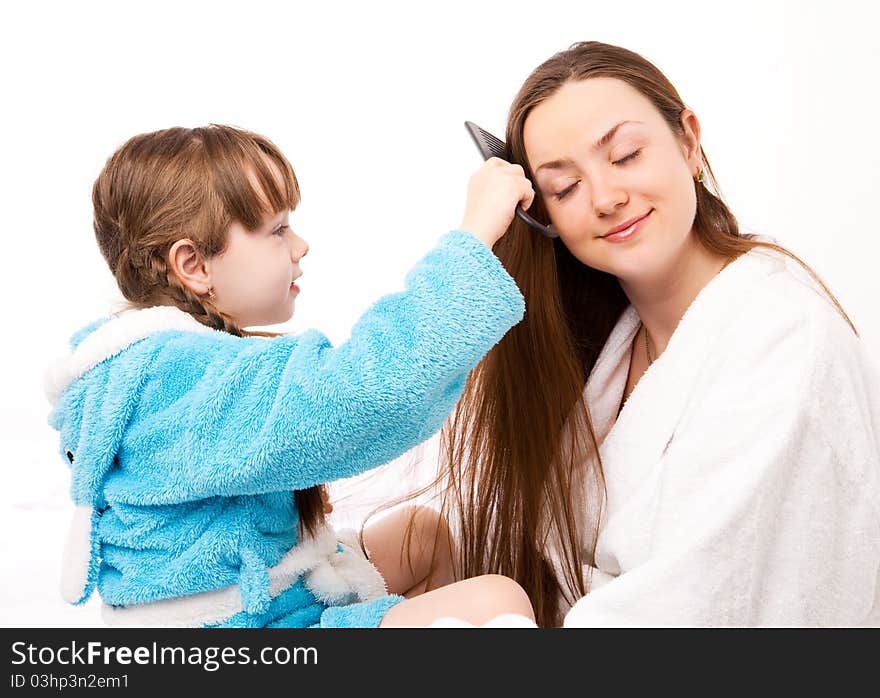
[436,41,857,627]
[92,124,326,536]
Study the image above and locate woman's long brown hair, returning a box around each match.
[436,41,857,627]
[91,124,326,537]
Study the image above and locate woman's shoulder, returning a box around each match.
[732,244,855,341]
[722,244,869,385]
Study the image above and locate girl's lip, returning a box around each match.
[602,210,651,242]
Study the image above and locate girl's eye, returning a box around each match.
[273,225,289,236]
[613,149,642,166]
[554,183,577,201]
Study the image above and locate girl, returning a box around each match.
[433,41,880,627]
[45,124,537,628]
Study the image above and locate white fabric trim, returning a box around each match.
[60,505,94,604]
[101,526,388,627]
[44,306,218,405]
[428,614,538,628]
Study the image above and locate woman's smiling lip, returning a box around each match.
[600,210,652,242]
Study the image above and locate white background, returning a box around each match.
[1,0,878,627]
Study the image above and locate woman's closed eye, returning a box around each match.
[612,148,642,166]
[552,149,643,201]
[554,183,578,201]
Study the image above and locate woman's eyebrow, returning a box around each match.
[593,120,643,150]
[535,120,644,173]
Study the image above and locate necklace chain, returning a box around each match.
[639,258,733,369]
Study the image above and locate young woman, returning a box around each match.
[433,41,880,627]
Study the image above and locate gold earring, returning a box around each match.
[207,287,216,301]
[695,169,704,183]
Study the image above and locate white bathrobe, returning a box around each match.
[563,246,880,627]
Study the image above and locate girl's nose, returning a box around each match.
[291,233,309,261]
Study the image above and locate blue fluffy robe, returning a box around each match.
[46,230,525,627]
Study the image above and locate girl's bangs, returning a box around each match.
[205,127,301,231]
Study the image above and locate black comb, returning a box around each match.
[464,120,558,238]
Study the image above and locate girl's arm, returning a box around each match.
[110,230,524,503]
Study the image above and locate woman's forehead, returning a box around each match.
[523,78,658,161]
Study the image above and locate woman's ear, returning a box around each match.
[167,239,212,296]
[679,108,702,173]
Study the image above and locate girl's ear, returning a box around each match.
[678,108,702,172]
[168,239,212,296]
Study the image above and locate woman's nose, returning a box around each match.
[591,176,628,218]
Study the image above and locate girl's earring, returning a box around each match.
[207,287,216,302]
[695,169,704,183]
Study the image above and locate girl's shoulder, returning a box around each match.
[47,306,266,405]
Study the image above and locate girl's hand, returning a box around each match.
[459,157,535,249]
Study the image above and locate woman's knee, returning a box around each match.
[469,574,535,622]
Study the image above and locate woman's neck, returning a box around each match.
[618,235,729,359]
